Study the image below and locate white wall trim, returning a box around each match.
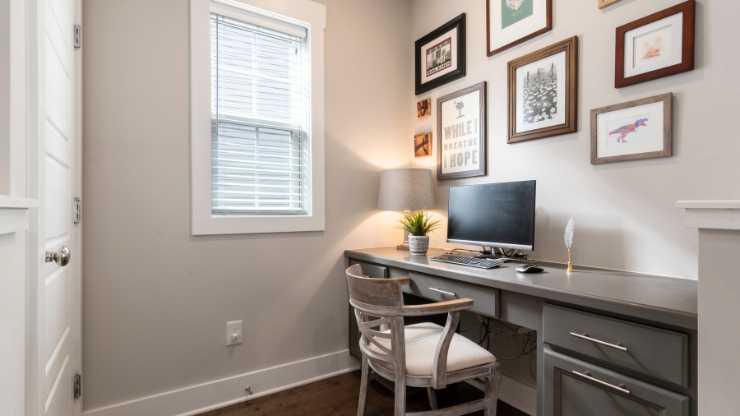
[82,349,358,416]
[677,200,740,231]
[0,196,38,209]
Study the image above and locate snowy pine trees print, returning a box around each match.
[522,63,558,124]
[508,37,578,143]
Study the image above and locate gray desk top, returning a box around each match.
[345,247,698,330]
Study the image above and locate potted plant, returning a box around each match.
[400,211,440,255]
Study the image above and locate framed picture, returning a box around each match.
[508,37,578,144]
[415,14,467,95]
[417,98,432,119]
[591,93,673,165]
[414,132,433,157]
[598,0,622,9]
[437,82,487,180]
[487,0,552,56]
[615,0,695,88]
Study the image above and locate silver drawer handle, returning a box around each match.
[429,287,457,297]
[569,331,628,352]
[572,370,631,395]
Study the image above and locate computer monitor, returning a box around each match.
[447,180,536,252]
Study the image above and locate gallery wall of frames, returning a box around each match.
[413,0,696,177]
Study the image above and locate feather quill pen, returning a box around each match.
[564,218,575,273]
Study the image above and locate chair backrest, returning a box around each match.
[345,264,406,370]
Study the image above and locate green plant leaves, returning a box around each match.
[400,211,440,236]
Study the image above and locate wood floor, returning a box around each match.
[199,371,527,416]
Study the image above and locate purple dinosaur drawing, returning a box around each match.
[609,118,648,143]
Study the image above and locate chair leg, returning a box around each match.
[394,372,406,416]
[484,369,501,416]
[426,388,438,410]
[357,356,369,416]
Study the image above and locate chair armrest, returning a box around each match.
[401,298,474,317]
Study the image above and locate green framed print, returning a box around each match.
[502,0,534,28]
[487,0,552,56]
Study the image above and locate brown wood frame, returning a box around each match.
[486,0,552,56]
[436,82,487,180]
[615,0,695,88]
[590,93,673,165]
[508,37,578,144]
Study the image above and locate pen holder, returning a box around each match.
[567,249,574,273]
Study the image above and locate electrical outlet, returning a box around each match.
[226,320,243,346]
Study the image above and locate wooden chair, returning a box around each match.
[346,264,500,416]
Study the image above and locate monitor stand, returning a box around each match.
[477,246,500,259]
[476,246,528,261]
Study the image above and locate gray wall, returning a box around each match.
[412,0,740,279]
[82,0,412,409]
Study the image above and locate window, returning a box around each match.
[191,0,326,235]
[211,12,309,215]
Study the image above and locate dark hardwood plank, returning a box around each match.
[198,371,528,416]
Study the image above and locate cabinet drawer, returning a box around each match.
[544,304,689,387]
[544,347,689,416]
[394,270,498,317]
[348,261,389,278]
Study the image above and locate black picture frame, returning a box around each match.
[415,14,467,96]
[437,82,487,180]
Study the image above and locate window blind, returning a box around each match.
[210,12,310,216]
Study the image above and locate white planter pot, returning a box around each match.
[408,235,430,255]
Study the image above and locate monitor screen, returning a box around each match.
[447,180,536,251]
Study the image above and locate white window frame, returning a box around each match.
[190,0,326,235]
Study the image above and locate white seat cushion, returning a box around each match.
[368,322,496,376]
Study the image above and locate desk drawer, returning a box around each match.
[543,304,689,387]
[394,270,498,317]
[544,347,690,416]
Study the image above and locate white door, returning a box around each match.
[31,0,83,415]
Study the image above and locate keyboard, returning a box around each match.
[432,254,505,269]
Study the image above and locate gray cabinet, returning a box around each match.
[543,304,689,387]
[544,347,690,416]
[400,271,499,317]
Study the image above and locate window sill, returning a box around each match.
[191,213,325,236]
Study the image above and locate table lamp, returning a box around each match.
[378,168,435,250]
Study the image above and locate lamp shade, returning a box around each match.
[378,168,435,211]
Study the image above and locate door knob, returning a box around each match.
[45,246,71,267]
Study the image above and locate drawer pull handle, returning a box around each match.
[569,331,628,352]
[429,287,457,297]
[572,370,631,395]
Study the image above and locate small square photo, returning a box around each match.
[417,98,432,119]
[414,132,433,157]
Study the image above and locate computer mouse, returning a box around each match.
[516,264,544,274]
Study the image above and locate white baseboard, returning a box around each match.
[498,375,536,416]
[83,349,359,416]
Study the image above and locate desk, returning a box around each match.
[345,248,698,416]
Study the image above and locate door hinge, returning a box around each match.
[74,24,82,49]
[73,373,82,400]
[73,197,82,225]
